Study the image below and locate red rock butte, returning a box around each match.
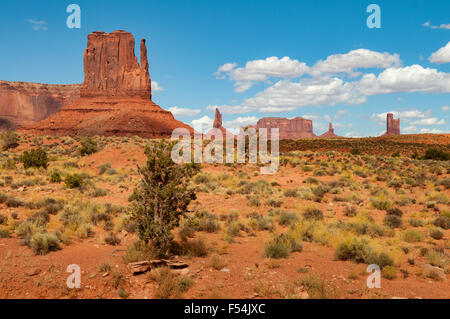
[320,123,341,138]
[383,113,400,136]
[255,117,316,139]
[26,30,193,138]
[206,108,234,139]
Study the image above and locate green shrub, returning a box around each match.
[130,140,200,256]
[386,207,403,217]
[303,208,323,220]
[383,215,402,228]
[104,232,121,246]
[429,228,444,240]
[49,171,62,183]
[434,216,450,230]
[79,136,98,156]
[264,234,302,259]
[64,174,83,189]
[0,214,7,225]
[20,149,49,169]
[422,148,450,161]
[267,198,282,208]
[402,229,424,243]
[283,189,298,197]
[408,218,424,227]
[381,266,397,280]
[0,131,19,151]
[0,228,10,238]
[5,196,25,208]
[335,237,393,268]
[247,196,261,207]
[278,211,299,226]
[30,233,61,255]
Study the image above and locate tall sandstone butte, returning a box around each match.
[0,81,80,130]
[383,113,400,136]
[206,108,234,138]
[256,117,316,139]
[319,122,340,138]
[28,30,193,138]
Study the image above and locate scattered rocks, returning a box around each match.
[422,264,446,280]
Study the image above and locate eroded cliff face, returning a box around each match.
[256,117,316,139]
[0,81,80,129]
[80,30,151,99]
[27,30,193,138]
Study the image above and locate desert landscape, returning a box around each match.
[1,1,449,302]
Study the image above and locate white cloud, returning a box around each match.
[242,77,365,112]
[411,117,446,125]
[358,65,450,95]
[403,125,418,133]
[223,116,259,134]
[190,116,214,133]
[442,105,450,112]
[27,19,48,31]
[422,21,450,30]
[310,49,400,77]
[216,56,309,92]
[151,81,164,92]
[419,128,444,134]
[344,131,363,138]
[429,42,450,64]
[371,109,431,124]
[168,107,201,118]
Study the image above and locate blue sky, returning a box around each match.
[0,0,449,136]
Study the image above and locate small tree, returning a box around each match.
[130,140,200,256]
[0,131,19,151]
[79,135,98,156]
[20,148,49,169]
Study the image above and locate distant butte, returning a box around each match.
[206,108,234,139]
[26,30,193,138]
[320,123,341,138]
[255,117,316,139]
[383,113,400,136]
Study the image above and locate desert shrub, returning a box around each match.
[0,214,7,225]
[344,206,358,217]
[5,196,25,208]
[197,214,221,233]
[104,232,121,246]
[179,238,208,257]
[178,226,196,242]
[20,149,49,169]
[122,241,157,264]
[386,207,403,217]
[27,211,50,226]
[408,218,424,227]
[283,189,298,198]
[381,266,398,280]
[247,196,261,207]
[402,229,424,243]
[129,140,200,256]
[91,188,108,197]
[303,208,323,220]
[79,136,98,156]
[335,237,393,268]
[118,288,129,299]
[383,215,402,228]
[434,216,450,229]
[371,198,393,210]
[49,171,62,183]
[430,228,444,240]
[248,215,274,231]
[0,131,19,151]
[78,223,94,238]
[99,263,112,273]
[425,250,449,268]
[210,254,228,270]
[264,234,302,259]
[59,206,84,230]
[224,221,243,240]
[64,174,83,189]
[267,198,282,208]
[0,228,10,238]
[422,148,450,161]
[298,274,337,299]
[278,211,299,226]
[30,233,61,255]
